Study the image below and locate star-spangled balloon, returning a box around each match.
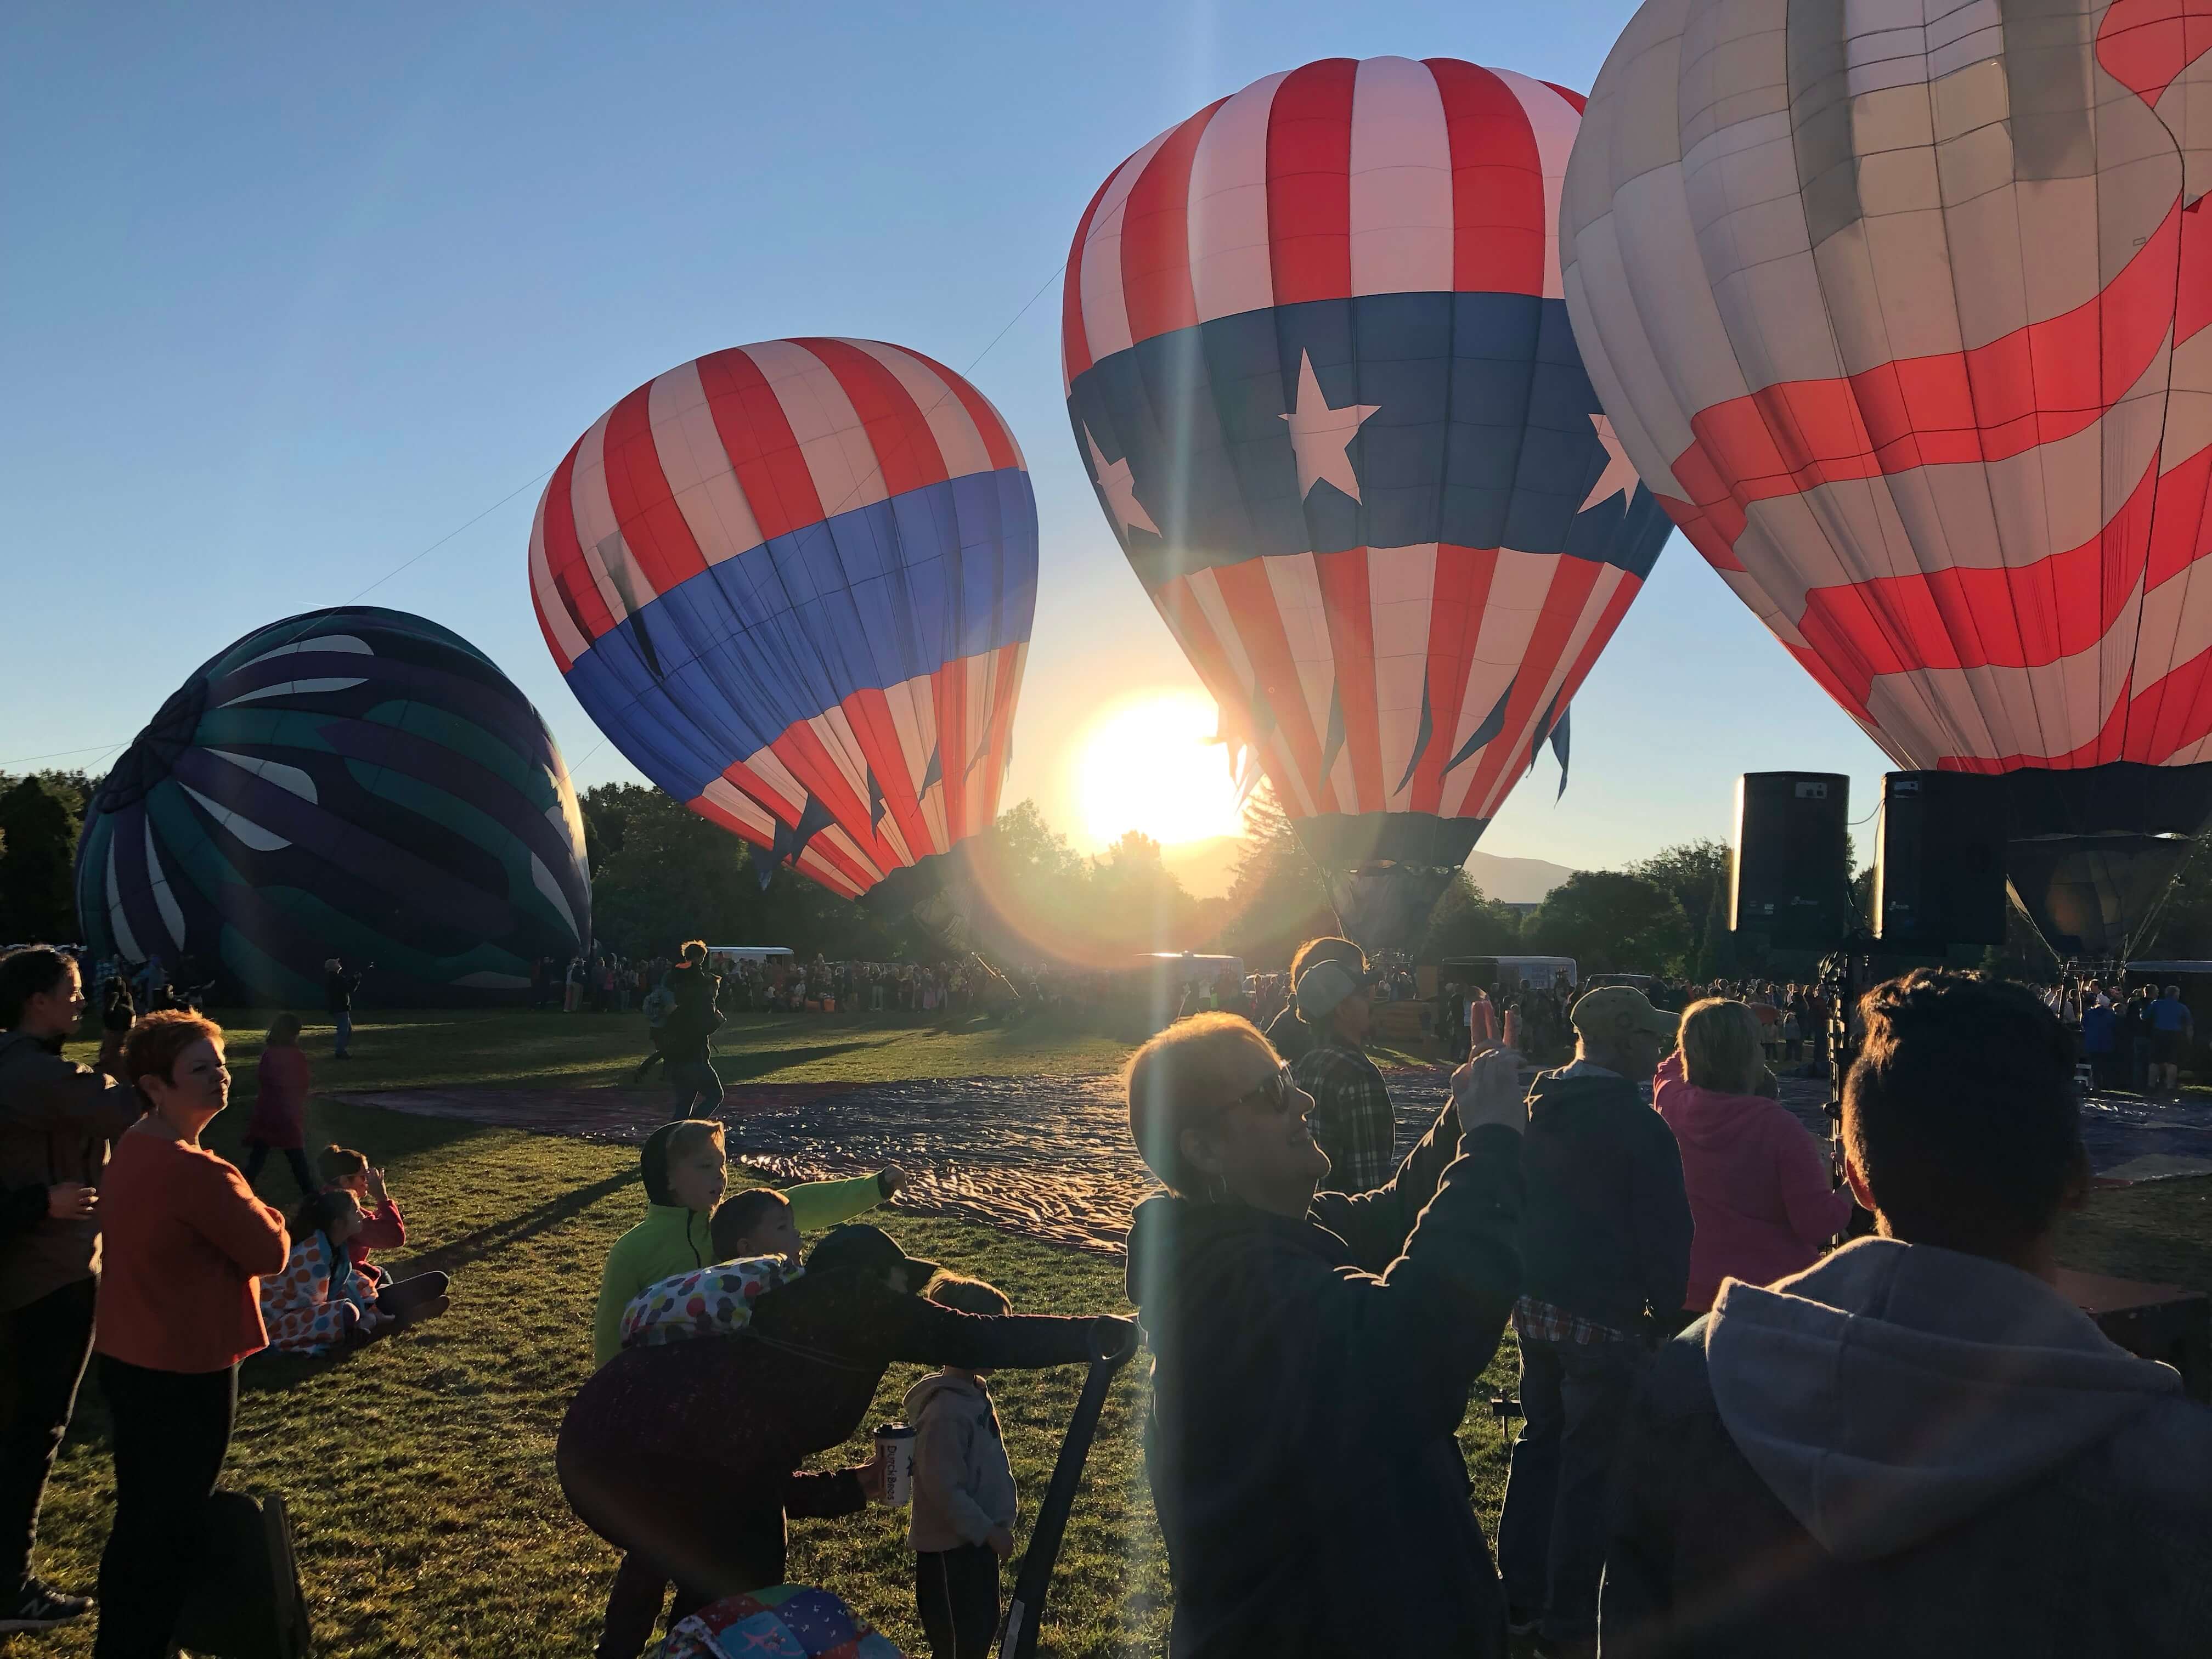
[1063,55,1673,941]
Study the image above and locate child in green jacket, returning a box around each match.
[590,1118,902,1367]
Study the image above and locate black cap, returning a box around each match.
[808,1223,941,1289]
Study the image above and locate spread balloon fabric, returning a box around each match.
[73,606,591,1006]
[654,1586,905,1659]
[529,340,1037,900]
[1559,0,2212,954]
[1063,57,1674,871]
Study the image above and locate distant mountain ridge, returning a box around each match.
[1154,836,1573,904]
[1465,850,1575,906]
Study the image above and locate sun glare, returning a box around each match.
[1075,690,1244,849]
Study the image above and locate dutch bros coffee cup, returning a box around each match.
[874,1421,917,1507]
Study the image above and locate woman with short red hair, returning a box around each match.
[92,1011,288,1659]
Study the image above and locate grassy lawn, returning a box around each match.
[13,1009,2211,1657]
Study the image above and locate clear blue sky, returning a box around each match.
[2,1,1893,873]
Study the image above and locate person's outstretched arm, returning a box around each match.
[781,1171,894,1233]
[889,1292,1125,1373]
[782,1468,866,1519]
[1322,1121,1524,1448]
[1310,1102,1462,1272]
[1771,1114,1853,1250]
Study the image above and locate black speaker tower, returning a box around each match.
[1731,772,1853,950]
[1873,771,2010,949]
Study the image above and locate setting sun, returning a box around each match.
[1073,689,1245,848]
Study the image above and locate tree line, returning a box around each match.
[15,761,2211,975]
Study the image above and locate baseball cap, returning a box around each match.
[1296,958,1378,1023]
[808,1223,942,1290]
[1569,985,1677,1042]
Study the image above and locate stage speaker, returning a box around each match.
[1875,771,2009,948]
[1732,773,1852,949]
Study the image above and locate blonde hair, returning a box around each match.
[665,1119,725,1163]
[927,1272,1011,1318]
[1679,998,1765,1095]
[1123,1012,1278,1197]
[266,1012,303,1046]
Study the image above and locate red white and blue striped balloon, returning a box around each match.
[529,340,1035,901]
[1064,57,1673,876]
[1560,0,2212,955]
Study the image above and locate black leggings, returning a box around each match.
[94,1356,236,1659]
[1,1277,97,1592]
[240,1143,317,1197]
[915,1543,1000,1659]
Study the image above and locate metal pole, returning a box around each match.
[996,1322,1140,1659]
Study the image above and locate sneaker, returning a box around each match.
[1507,1606,1541,1638]
[1,1579,93,1632]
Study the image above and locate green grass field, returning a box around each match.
[14,1008,2212,1657]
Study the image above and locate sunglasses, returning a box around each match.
[1233,1062,1301,1116]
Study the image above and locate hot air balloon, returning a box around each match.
[528,340,1035,921]
[75,607,591,1007]
[1063,57,1674,948]
[1561,0,2212,959]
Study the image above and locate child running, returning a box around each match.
[905,1275,1020,1659]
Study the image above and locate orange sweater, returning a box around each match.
[95,1124,290,1373]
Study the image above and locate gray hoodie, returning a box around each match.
[1706,1236,2187,1559]
[1602,1234,2212,1657]
[0,1029,138,1312]
[902,1370,1015,1553]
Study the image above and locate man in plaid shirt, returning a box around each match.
[1285,958,1396,1194]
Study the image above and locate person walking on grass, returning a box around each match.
[93,1011,289,1659]
[324,956,364,1059]
[240,1013,316,1198]
[662,942,725,1116]
[0,947,137,1637]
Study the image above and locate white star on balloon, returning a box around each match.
[1580,413,1640,512]
[1084,425,1160,537]
[1280,351,1380,504]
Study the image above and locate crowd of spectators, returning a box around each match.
[1121,952,2212,1658]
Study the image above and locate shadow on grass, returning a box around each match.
[402,1167,637,1280]
[713,1041,886,1082]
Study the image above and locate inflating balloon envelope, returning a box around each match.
[528,337,1036,977]
[75,607,591,1006]
[1063,56,1673,950]
[1561,0,2212,958]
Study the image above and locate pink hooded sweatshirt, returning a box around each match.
[1652,1052,1853,1311]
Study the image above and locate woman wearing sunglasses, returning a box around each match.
[1122,1012,1528,1659]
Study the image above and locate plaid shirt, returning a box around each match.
[1512,1296,1634,1345]
[1291,1035,1396,1194]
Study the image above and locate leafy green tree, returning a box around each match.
[1629,839,1729,966]
[1525,870,1691,974]
[0,773,87,944]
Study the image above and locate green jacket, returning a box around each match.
[591,1172,886,1365]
